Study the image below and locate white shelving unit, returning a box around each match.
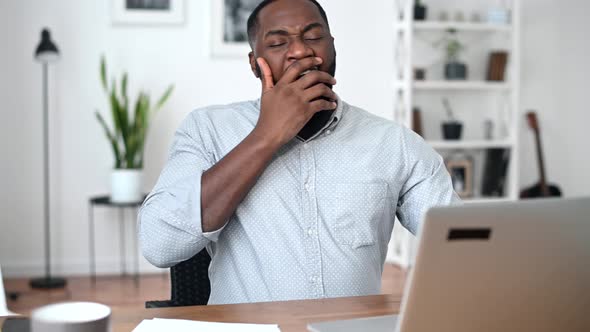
[412,80,511,91]
[463,197,513,205]
[427,139,513,150]
[414,21,512,32]
[388,0,520,268]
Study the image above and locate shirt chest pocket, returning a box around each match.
[318,182,389,249]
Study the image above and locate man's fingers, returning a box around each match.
[281,57,324,84]
[309,99,338,114]
[257,57,274,93]
[296,71,337,90]
[303,83,337,103]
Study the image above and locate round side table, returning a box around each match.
[88,195,146,286]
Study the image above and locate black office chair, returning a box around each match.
[145,249,211,308]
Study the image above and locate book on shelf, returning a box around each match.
[486,51,509,81]
[481,148,510,196]
[412,107,423,137]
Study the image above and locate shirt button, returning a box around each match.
[305,183,311,191]
[307,228,315,236]
[310,276,317,283]
[326,130,332,135]
[303,143,309,149]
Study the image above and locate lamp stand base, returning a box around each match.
[30,276,67,289]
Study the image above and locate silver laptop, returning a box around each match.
[308,197,590,332]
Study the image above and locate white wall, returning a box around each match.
[0,0,394,277]
[519,0,590,196]
[0,0,588,277]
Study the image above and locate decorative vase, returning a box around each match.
[414,1,427,21]
[110,169,143,203]
[442,121,463,140]
[445,61,468,80]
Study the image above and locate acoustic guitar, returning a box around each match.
[520,111,562,198]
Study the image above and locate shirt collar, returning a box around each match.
[253,94,345,142]
[330,94,344,128]
[297,94,344,142]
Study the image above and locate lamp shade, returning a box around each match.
[34,28,60,63]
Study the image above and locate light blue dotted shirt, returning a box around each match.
[138,98,460,304]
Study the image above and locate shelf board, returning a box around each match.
[413,81,510,91]
[427,140,514,149]
[463,197,515,204]
[413,21,511,32]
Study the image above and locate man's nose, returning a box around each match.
[287,38,315,61]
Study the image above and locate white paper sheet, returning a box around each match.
[0,267,19,317]
[133,318,281,332]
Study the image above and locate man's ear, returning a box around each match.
[248,52,260,78]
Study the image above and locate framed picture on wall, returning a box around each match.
[111,0,185,25]
[212,0,264,57]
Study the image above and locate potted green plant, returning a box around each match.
[95,56,173,203]
[438,29,468,80]
[441,97,463,140]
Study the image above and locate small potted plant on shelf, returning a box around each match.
[437,29,468,80]
[441,97,463,140]
[95,56,174,203]
[414,0,427,21]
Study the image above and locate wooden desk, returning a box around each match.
[111,294,402,332]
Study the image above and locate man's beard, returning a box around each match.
[326,55,336,78]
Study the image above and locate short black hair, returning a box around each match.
[246,0,330,48]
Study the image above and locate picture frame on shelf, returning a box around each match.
[212,0,263,57]
[111,0,185,25]
[446,158,474,198]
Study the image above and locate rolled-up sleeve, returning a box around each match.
[138,112,217,268]
[395,130,461,235]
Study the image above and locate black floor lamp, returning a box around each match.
[30,28,67,290]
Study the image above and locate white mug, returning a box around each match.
[31,302,111,332]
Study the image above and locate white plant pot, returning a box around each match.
[110,169,143,203]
